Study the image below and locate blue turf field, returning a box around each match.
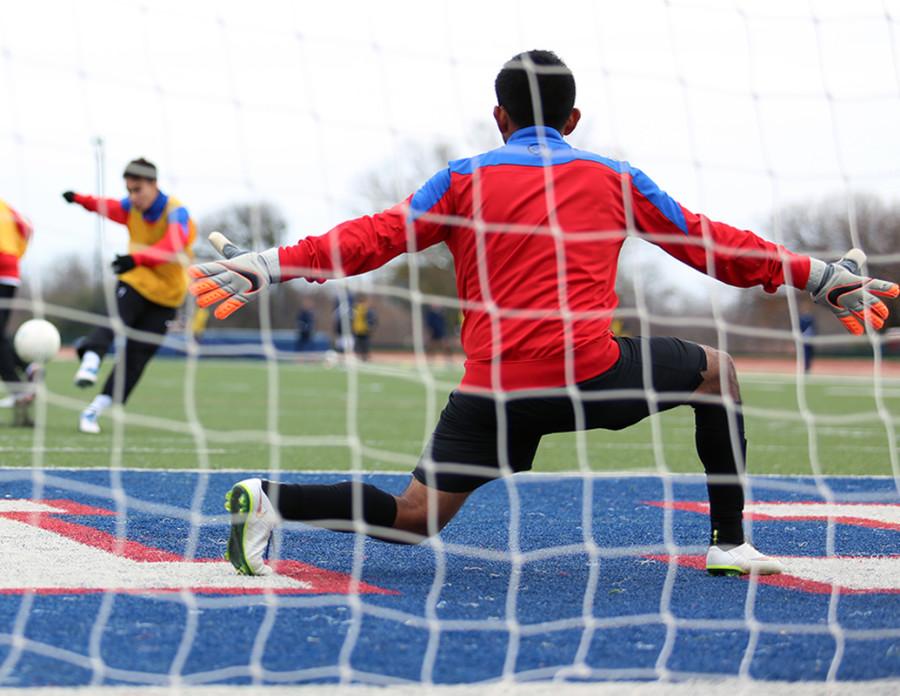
[0,470,898,686]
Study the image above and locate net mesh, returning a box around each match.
[0,0,899,690]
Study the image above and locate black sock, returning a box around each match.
[694,403,746,546]
[261,480,398,536]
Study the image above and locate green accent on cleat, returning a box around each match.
[707,566,745,577]
[225,484,254,576]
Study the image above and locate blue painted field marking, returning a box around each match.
[0,471,897,686]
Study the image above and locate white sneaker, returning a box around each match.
[706,542,784,576]
[224,478,278,576]
[74,352,100,388]
[74,365,98,388]
[78,409,101,434]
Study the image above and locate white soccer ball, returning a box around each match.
[14,319,61,364]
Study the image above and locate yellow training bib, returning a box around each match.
[121,196,196,308]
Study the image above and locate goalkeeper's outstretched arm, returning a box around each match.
[190,171,454,319]
[624,166,899,334]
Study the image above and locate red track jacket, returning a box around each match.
[279,126,810,392]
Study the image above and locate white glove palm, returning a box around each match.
[188,232,281,319]
[807,249,899,335]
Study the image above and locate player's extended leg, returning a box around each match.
[576,336,781,575]
[74,282,137,388]
[79,285,174,433]
[692,345,783,575]
[224,390,527,575]
[224,477,470,575]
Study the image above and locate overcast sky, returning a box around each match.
[2,0,900,287]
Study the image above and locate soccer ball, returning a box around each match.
[14,319,61,364]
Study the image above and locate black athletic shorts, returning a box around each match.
[412,336,708,493]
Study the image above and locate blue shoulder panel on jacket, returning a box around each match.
[450,145,623,175]
[627,166,687,234]
[409,169,452,222]
[120,197,132,213]
[445,128,688,235]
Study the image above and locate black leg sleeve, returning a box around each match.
[262,480,398,536]
[694,403,746,546]
[0,285,22,383]
[0,336,22,383]
[78,326,115,361]
[101,340,160,404]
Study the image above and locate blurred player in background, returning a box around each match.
[0,198,37,426]
[351,293,376,361]
[191,50,899,578]
[425,304,452,364]
[63,158,196,434]
[190,306,210,344]
[295,298,315,351]
[799,306,817,373]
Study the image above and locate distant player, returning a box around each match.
[351,294,376,361]
[190,51,899,577]
[63,158,196,434]
[295,299,315,351]
[799,308,817,373]
[425,304,452,363]
[0,198,37,426]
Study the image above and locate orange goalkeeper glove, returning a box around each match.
[188,232,281,319]
[807,249,899,335]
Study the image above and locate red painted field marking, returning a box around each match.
[0,499,396,596]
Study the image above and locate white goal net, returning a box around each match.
[0,0,899,692]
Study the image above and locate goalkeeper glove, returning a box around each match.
[188,232,281,319]
[807,248,899,335]
[111,254,136,274]
[62,191,77,204]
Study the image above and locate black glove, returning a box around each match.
[111,255,136,275]
[62,191,77,203]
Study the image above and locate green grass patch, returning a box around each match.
[1,358,897,476]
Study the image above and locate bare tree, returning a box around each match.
[770,194,900,289]
[198,201,287,258]
[726,193,900,350]
[195,201,298,328]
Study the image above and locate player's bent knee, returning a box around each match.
[392,501,446,541]
[697,346,740,401]
[392,479,469,542]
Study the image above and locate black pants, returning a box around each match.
[414,336,710,492]
[413,335,747,544]
[353,334,371,360]
[0,284,26,384]
[79,282,174,404]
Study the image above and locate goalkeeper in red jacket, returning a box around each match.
[190,50,899,577]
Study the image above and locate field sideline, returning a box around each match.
[1,356,898,476]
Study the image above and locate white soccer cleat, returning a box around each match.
[74,351,100,388]
[224,478,278,576]
[706,542,784,576]
[74,365,98,388]
[78,409,101,434]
